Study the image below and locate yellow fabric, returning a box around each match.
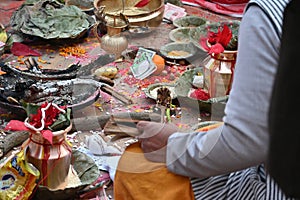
[114,142,195,200]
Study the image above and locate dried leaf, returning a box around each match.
[10,0,95,39]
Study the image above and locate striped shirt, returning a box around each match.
[246,0,291,38]
[191,0,293,199]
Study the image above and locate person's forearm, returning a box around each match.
[166,122,268,178]
[166,5,279,178]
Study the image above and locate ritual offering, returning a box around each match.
[164,2,187,21]
[33,150,100,200]
[93,12,129,60]
[94,0,165,28]
[175,68,228,116]
[160,42,196,60]
[10,0,95,40]
[190,21,240,97]
[145,83,177,100]
[130,47,157,79]
[157,87,172,106]
[203,49,237,98]
[5,102,73,190]
[93,64,118,79]
[152,54,165,75]
[169,27,193,43]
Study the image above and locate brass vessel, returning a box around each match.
[93,13,129,59]
[94,0,164,27]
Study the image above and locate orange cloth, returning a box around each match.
[114,142,195,200]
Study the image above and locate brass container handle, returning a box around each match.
[93,22,102,44]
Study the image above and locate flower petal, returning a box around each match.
[199,37,210,51]
[41,130,53,144]
[218,24,232,48]
[209,43,224,54]
[4,120,29,131]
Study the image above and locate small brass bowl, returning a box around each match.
[94,0,165,27]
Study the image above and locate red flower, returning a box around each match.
[28,102,64,129]
[209,43,224,55]
[190,88,210,101]
[201,24,233,55]
[207,24,232,47]
[207,31,218,44]
[4,102,69,144]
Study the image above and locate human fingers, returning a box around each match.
[143,147,166,163]
[140,139,167,163]
[136,121,149,132]
[140,138,153,153]
[136,121,165,139]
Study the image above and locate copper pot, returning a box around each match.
[25,124,73,190]
[203,49,237,98]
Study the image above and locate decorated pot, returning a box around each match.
[203,50,237,98]
[25,124,72,190]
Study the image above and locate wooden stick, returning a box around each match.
[104,122,141,137]
[100,85,133,105]
[71,112,161,131]
[0,131,29,158]
[94,75,115,86]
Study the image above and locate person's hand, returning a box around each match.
[136,121,178,163]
